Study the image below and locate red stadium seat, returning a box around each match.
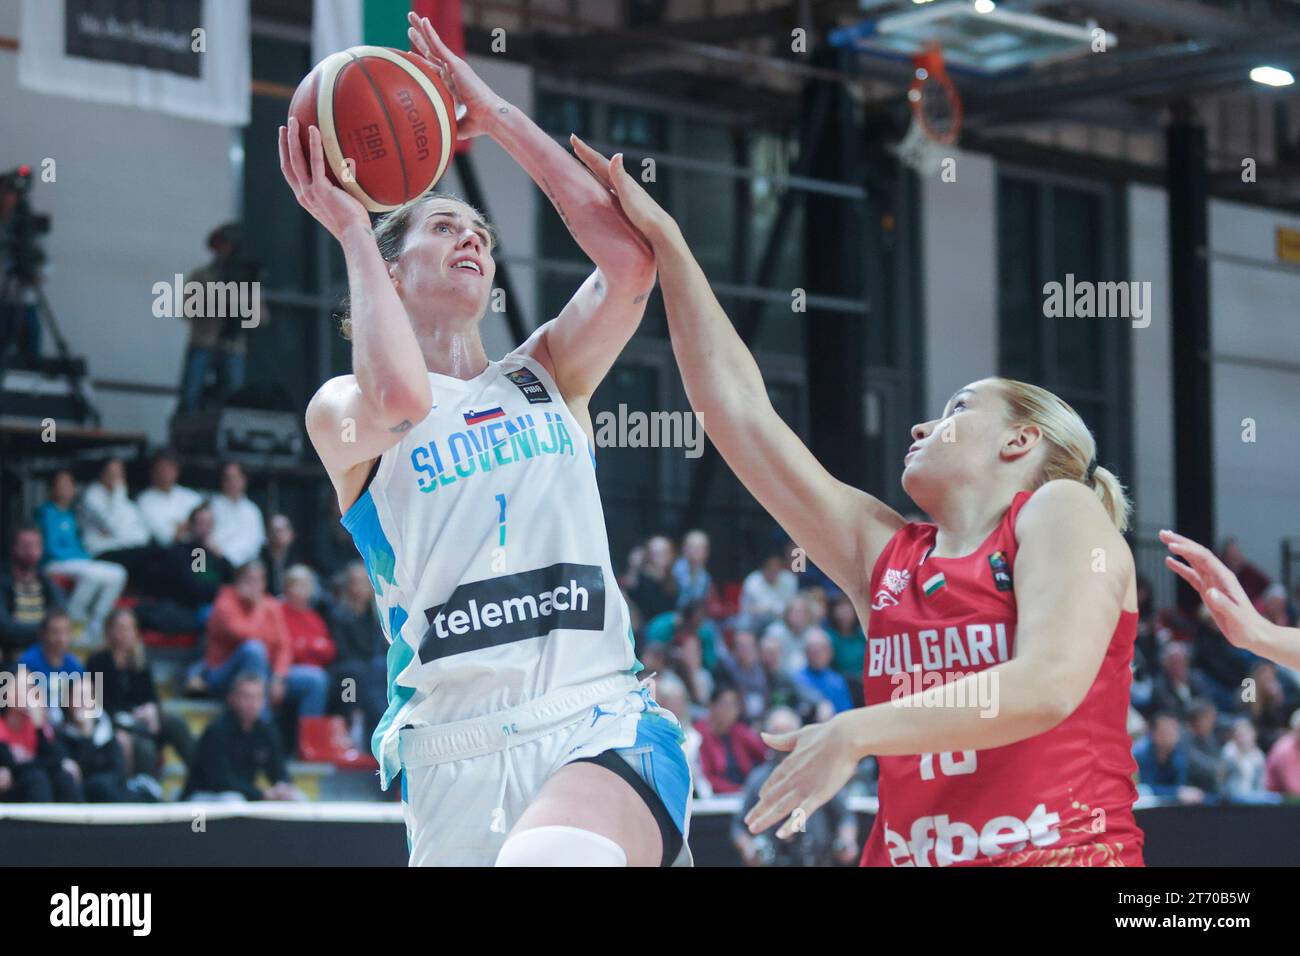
[139,629,198,650]
[298,716,379,771]
[719,581,742,618]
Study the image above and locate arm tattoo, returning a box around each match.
[539,175,576,238]
[389,420,413,434]
[633,292,648,304]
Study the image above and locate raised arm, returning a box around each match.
[592,151,904,601]
[1162,529,1300,670]
[279,119,432,507]
[745,480,1133,836]
[407,15,654,402]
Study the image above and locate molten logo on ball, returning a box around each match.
[289,45,457,212]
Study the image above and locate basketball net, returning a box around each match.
[895,45,963,177]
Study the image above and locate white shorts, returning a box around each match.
[398,673,693,866]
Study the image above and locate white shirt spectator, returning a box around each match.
[740,567,798,628]
[209,494,266,567]
[79,482,151,555]
[137,484,205,545]
[1222,739,1267,798]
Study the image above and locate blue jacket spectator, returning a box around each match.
[794,629,853,714]
[1133,713,1193,797]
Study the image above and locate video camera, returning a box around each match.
[0,165,52,286]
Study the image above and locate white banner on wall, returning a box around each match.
[17,0,250,126]
[312,0,363,67]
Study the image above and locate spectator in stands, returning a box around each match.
[260,513,299,598]
[17,610,84,691]
[281,565,335,671]
[58,683,138,802]
[653,671,708,798]
[0,525,67,661]
[802,585,829,629]
[78,458,153,577]
[140,503,233,635]
[1184,699,1224,796]
[1221,717,1271,802]
[738,552,798,634]
[794,629,853,715]
[1148,641,1219,720]
[209,462,265,568]
[643,599,721,669]
[1242,660,1293,752]
[0,666,82,801]
[695,685,766,795]
[195,561,327,728]
[35,469,127,643]
[733,707,858,867]
[763,593,819,672]
[671,631,714,706]
[1133,575,1165,671]
[715,628,768,724]
[1132,712,1205,805]
[136,448,204,546]
[758,633,827,725]
[19,611,85,731]
[671,529,715,612]
[177,222,258,414]
[317,497,360,579]
[325,562,388,734]
[826,594,866,703]
[182,671,304,801]
[1219,537,1271,603]
[624,535,678,623]
[86,608,194,780]
[1256,583,1297,630]
[1265,709,1300,798]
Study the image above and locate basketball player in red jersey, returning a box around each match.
[1162,530,1300,670]
[576,142,1144,866]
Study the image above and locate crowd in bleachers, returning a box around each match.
[2,455,1299,861]
[0,449,387,804]
[613,528,1300,863]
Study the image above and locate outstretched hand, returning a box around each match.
[1160,529,1265,653]
[743,715,861,840]
[278,117,370,241]
[407,11,499,139]
[569,134,678,250]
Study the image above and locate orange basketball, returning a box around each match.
[289,46,458,213]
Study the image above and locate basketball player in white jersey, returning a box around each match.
[276,13,691,866]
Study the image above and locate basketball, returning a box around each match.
[289,46,457,213]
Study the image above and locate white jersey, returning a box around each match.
[340,354,637,788]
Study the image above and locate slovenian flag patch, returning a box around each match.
[463,406,506,425]
[923,572,946,597]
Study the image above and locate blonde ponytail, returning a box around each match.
[995,378,1132,533]
[1088,464,1131,534]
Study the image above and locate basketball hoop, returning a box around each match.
[895,44,963,176]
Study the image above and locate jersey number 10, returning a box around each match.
[918,750,977,780]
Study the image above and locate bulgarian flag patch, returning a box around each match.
[923,572,946,596]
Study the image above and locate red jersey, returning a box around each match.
[860,490,1143,867]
